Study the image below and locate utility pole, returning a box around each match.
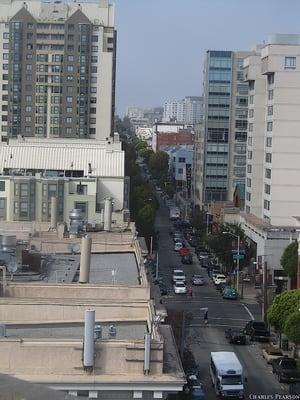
[262,260,268,323]
[236,235,240,295]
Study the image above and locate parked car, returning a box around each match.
[191,274,204,286]
[244,320,270,342]
[223,287,238,300]
[213,274,227,286]
[272,357,300,383]
[158,283,169,296]
[225,328,246,345]
[172,269,186,283]
[182,254,193,264]
[174,281,187,294]
[184,375,205,400]
[174,242,184,251]
[262,346,283,364]
[179,247,190,256]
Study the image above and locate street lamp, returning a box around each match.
[223,231,240,294]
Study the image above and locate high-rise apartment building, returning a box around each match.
[244,34,300,226]
[0,0,116,141]
[202,50,251,203]
[163,96,204,125]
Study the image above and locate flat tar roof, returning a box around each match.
[6,322,147,340]
[45,252,140,286]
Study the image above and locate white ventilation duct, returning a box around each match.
[50,196,58,230]
[79,236,92,284]
[144,333,151,375]
[103,197,112,231]
[83,309,95,370]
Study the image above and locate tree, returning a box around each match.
[284,311,300,357]
[281,241,298,278]
[138,147,153,162]
[149,151,169,180]
[136,204,155,236]
[267,289,300,333]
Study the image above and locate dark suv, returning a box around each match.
[244,320,270,341]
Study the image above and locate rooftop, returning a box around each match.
[6,321,147,340]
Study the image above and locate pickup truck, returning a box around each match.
[244,320,270,342]
[272,357,300,383]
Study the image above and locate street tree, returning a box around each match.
[281,241,298,278]
[136,204,156,236]
[284,311,300,357]
[149,151,169,180]
[138,147,153,162]
[267,289,300,333]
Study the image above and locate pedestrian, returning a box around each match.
[204,309,208,324]
[188,286,193,298]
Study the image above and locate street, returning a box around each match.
[153,192,289,399]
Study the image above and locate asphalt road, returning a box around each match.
[153,191,290,399]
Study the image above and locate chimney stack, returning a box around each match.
[104,197,112,231]
[79,236,92,284]
[83,309,95,370]
[50,196,58,230]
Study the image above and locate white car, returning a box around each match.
[174,242,183,251]
[172,269,186,283]
[174,281,187,294]
[213,274,227,285]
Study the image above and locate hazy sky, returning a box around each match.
[113,0,300,115]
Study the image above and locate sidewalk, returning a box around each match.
[240,282,261,305]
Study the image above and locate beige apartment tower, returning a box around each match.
[244,34,300,226]
[0,0,116,141]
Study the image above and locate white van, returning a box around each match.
[210,352,246,399]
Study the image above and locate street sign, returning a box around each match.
[233,254,245,260]
[231,249,246,254]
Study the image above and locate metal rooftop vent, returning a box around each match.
[108,325,117,338]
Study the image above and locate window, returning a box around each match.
[178,168,183,174]
[20,183,28,197]
[247,151,252,160]
[14,202,19,214]
[91,66,97,73]
[3,53,8,60]
[27,23,34,29]
[90,87,97,93]
[77,184,87,195]
[266,137,272,147]
[92,46,98,52]
[268,74,274,85]
[48,184,57,198]
[178,157,186,163]
[235,120,247,129]
[25,105,32,112]
[91,56,98,63]
[67,65,73,73]
[92,35,98,42]
[90,118,96,124]
[91,77,97,83]
[248,123,253,132]
[249,95,254,105]
[67,55,74,62]
[66,107,72,113]
[285,56,296,69]
[248,136,252,146]
[249,109,254,118]
[90,108,96,114]
[267,105,273,116]
[247,164,252,174]
[25,116,32,123]
[246,178,251,188]
[265,153,272,163]
[265,168,272,179]
[246,192,251,201]
[0,181,5,191]
[3,32,9,39]
[66,96,73,103]
[25,95,32,102]
[267,122,273,132]
[264,199,270,210]
[268,90,273,100]
[90,97,97,104]
[66,117,72,124]
[20,201,28,217]
[67,75,73,81]
[3,43,9,49]
[265,184,271,195]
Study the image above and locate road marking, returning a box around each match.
[189,323,243,328]
[242,303,255,320]
[193,316,248,322]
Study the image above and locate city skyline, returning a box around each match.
[114,0,300,115]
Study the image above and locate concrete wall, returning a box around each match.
[0,338,163,377]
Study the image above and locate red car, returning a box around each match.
[179,247,190,257]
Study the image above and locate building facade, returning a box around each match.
[163,96,204,125]
[152,122,194,152]
[0,0,116,141]
[244,34,300,226]
[0,136,127,224]
[202,50,251,203]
